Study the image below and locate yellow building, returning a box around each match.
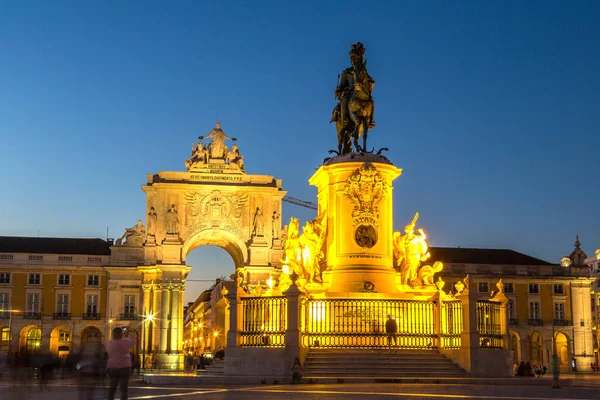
[433,240,594,372]
[0,236,111,358]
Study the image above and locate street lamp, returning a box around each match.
[142,313,154,371]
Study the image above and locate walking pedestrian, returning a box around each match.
[385,315,398,352]
[551,355,561,389]
[107,327,135,400]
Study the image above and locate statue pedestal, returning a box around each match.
[144,238,157,264]
[309,155,402,294]
[161,234,182,264]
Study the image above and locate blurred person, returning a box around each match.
[78,340,106,400]
[107,327,135,400]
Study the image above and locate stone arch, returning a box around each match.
[19,325,41,354]
[529,331,544,366]
[81,326,103,346]
[510,330,521,364]
[49,326,72,356]
[182,229,248,269]
[0,324,9,352]
[554,331,570,368]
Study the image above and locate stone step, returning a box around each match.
[303,349,467,378]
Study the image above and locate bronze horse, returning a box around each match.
[331,58,375,154]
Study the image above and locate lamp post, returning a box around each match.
[142,313,153,371]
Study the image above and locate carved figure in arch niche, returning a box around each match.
[166,204,179,235]
[252,207,265,237]
[147,207,157,237]
[272,211,280,239]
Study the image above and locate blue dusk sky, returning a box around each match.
[1,1,599,303]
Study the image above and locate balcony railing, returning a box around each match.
[509,318,519,325]
[53,312,71,320]
[552,319,572,326]
[528,318,543,326]
[82,313,101,320]
[119,313,142,321]
[23,312,41,319]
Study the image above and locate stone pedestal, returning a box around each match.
[161,234,182,264]
[309,155,402,294]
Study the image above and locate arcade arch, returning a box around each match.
[529,331,544,366]
[81,326,103,345]
[554,331,569,368]
[510,331,521,364]
[49,326,71,356]
[20,325,41,354]
[185,245,235,303]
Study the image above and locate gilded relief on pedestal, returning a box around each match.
[184,190,249,239]
[343,162,387,249]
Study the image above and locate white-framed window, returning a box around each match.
[553,284,564,295]
[554,302,566,321]
[508,299,515,320]
[58,274,70,285]
[0,273,10,284]
[528,283,539,294]
[28,273,41,285]
[59,330,70,342]
[86,294,98,315]
[87,275,99,286]
[124,295,135,316]
[504,283,514,293]
[478,282,489,293]
[27,293,40,313]
[528,301,540,320]
[57,294,69,314]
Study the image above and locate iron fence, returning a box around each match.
[476,300,503,349]
[301,298,436,350]
[240,296,287,347]
[441,300,462,349]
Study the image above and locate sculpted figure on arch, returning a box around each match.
[166,204,179,235]
[199,122,237,160]
[116,220,145,246]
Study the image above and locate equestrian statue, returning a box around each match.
[330,42,375,155]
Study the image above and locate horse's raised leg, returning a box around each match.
[362,119,369,152]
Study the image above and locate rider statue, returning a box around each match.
[330,42,375,154]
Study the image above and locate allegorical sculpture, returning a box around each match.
[281,211,327,286]
[393,212,443,287]
[116,220,145,246]
[186,122,245,172]
[330,42,375,154]
[199,122,238,159]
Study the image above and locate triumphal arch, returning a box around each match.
[111,122,286,368]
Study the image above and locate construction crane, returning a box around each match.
[283,196,318,210]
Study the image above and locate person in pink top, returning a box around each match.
[107,327,136,400]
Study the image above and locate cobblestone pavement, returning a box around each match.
[1,379,599,400]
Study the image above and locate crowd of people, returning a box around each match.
[0,326,139,399]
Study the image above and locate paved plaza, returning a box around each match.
[1,378,600,400]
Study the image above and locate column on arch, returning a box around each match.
[170,282,182,354]
[160,282,171,353]
[141,283,152,354]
